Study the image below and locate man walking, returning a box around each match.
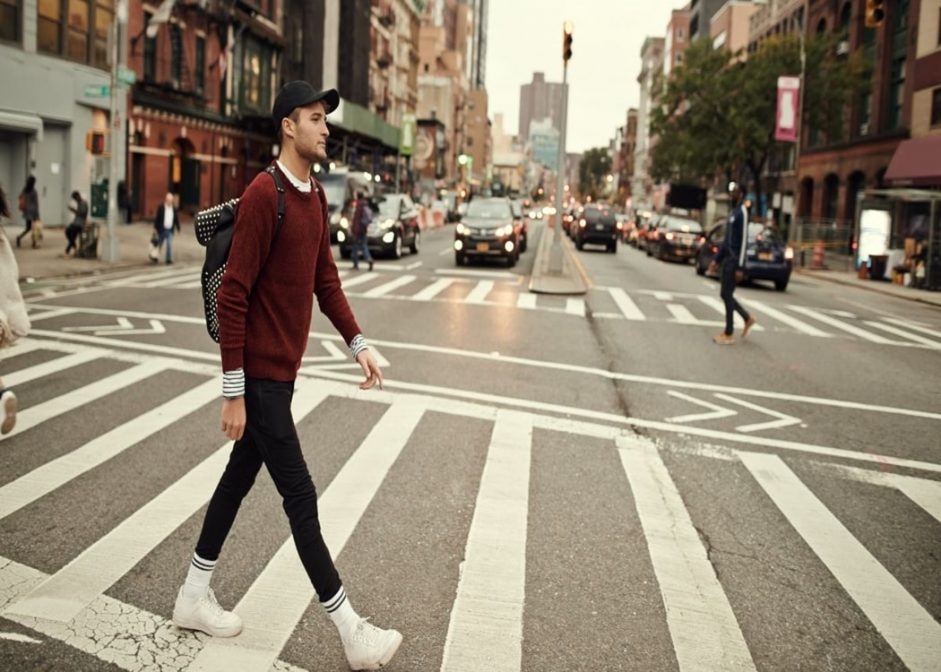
[15,176,39,249]
[154,192,180,264]
[709,183,757,345]
[171,81,401,671]
[65,191,88,256]
[351,191,374,271]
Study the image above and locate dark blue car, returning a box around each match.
[695,220,794,291]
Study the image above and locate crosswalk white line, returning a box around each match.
[0,378,219,520]
[0,340,45,361]
[362,274,416,298]
[667,304,699,324]
[144,272,203,288]
[654,291,674,301]
[174,280,204,290]
[741,299,831,337]
[516,293,538,310]
[25,307,78,322]
[339,273,380,289]
[618,436,756,672]
[192,396,428,672]
[441,410,532,672]
[881,317,941,340]
[698,296,765,331]
[111,268,189,287]
[788,306,895,344]
[565,298,585,316]
[2,383,331,626]
[2,350,103,387]
[464,280,495,304]
[865,321,941,348]
[411,278,456,301]
[436,268,516,280]
[608,288,646,320]
[739,451,941,672]
[1,360,170,440]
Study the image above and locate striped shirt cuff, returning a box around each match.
[349,334,369,360]
[222,368,245,398]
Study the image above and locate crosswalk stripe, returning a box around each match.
[741,299,831,337]
[0,378,219,520]
[0,340,45,361]
[174,280,204,290]
[25,307,77,322]
[339,273,379,289]
[516,293,538,310]
[881,317,941,340]
[739,451,941,672]
[617,436,756,672]
[788,306,895,344]
[411,278,456,301]
[890,476,941,525]
[865,321,941,348]
[608,288,646,320]
[2,349,103,387]
[441,410,532,672]
[2,383,331,626]
[144,272,203,288]
[362,274,416,298]
[697,296,765,331]
[667,304,699,324]
[192,396,428,672]
[113,268,189,287]
[465,280,495,304]
[565,298,585,316]
[2,360,170,440]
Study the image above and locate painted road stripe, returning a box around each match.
[617,436,755,672]
[741,299,831,337]
[465,280,495,304]
[362,274,416,298]
[667,304,699,324]
[339,273,380,289]
[0,340,46,361]
[698,296,765,331]
[411,278,456,301]
[739,451,941,672]
[441,410,532,672]
[516,293,538,310]
[815,463,941,525]
[2,384,330,625]
[0,360,170,441]
[881,318,941,340]
[565,298,585,316]
[436,268,516,280]
[865,321,941,348]
[654,291,674,301]
[144,272,203,288]
[0,378,218,520]
[788,306,895,344]
[2,349,104,387]
[25,307,78,322]
[608,288,646,320]
[191,396,427,672]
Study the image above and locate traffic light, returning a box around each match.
[563,21,573,62]
[86,130,106,155]
[865,0,885,27]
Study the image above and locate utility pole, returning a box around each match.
[790,17,806,245]
[550,21,573,274]
[104,0,128,263]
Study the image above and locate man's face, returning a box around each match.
[165,193,174,207]
[285,101,329,163]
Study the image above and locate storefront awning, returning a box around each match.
[884,135,941,187]
[329,99,400,151]
[0,110,43,140]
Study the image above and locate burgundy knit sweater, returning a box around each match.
[217,162,361,381]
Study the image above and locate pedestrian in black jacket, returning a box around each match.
[709,184,757,344]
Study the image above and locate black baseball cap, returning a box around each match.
[272,81,340,126]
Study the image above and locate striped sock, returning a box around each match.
[182,553,216,600]
[323,586,359,639]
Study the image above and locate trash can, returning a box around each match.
[868,254,888,280]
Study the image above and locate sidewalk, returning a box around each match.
[4,221,204,282]
[797,267,941,309]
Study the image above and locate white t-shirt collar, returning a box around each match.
[276,160,312,193]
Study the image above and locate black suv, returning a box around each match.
[573,206,618,253]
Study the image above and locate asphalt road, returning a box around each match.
[0,220,939,672]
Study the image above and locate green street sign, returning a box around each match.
[118,66,136,86]
[399,114,417,156]
[84,84,110,97]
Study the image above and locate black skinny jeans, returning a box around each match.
[16,219,33,245]
[720,257,750,336]
[195,378,342,601]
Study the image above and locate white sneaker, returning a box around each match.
[172,587,242,637]
[0,390,17,435]
[342,618,403,671]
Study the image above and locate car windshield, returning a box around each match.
[377,197,404,216]
[585,209,613,221]
[749,223,784,244]
[664,217,703,233]
[319,174,347,209]
[466,199,511,218]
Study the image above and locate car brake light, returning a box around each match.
[711,245,718,253]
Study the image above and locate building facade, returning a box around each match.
[710,0,762,53]
[910,0,941,140]
[518,72,567,141]
[689,0,728,39]
[663,8,691,79]
[632,37,664,208]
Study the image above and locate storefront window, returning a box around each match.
[0,0,19,43]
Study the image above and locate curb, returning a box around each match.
[796,269,941,309]
[528,220,589,295]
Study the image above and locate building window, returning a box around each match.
[195,36,205,95]
[677,28,685,41]
[37,0,112,68]
[0,0,20,43]
[292,20,303,63]
[937,7,941,46]
[143,11,156,81]
[932,88,941,126]
[887,0,909,130]
[38,0,62,54]
[66,0,89,62]
[170,23,182,87]
[93,0,112,69]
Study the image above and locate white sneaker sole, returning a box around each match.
[349,630,403,671]
[1,393,17,435]
[172,612,243,638]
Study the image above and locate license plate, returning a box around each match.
[758,252,773,261]
[595,224,604,230]
[476,242,489,252]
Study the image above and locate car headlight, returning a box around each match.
[495,225,513,237]
[339,216,349,229]
[330,212,340,225]
[379,218,396,230]
[382,231,395,244]
[456,223,468,235]
[337,230,346,243]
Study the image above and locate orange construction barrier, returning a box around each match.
[811,240,825,269]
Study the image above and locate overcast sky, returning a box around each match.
[485,0,678,154]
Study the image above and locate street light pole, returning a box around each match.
[551,21,573,274]
[104,0,128,263]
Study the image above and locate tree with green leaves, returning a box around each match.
[577,147,612,201]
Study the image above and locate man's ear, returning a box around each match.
[281,117,295,141]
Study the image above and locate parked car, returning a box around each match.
[454,197,520,267]
[510,200,529,253]
[338,193,421,260]
[647,215,703,263]
[636,215,659,251]
[695,220,794,291]
[573,205,619,253]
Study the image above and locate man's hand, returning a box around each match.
[356,349,384,391]
[221,397,246,441]
[707,260,718,275]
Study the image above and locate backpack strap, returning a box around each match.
[265,164,286,238]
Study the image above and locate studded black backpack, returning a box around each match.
[194,165,285,342]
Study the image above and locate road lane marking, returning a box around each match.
[617,436,756,672]
[516,293,538,310]
[143,271,203,288]
[666,391,738,423]
[865,321,941,348]
[740,299,831,337]
[881,318,941,340]
[713,394,802,433]
[192,397,427,672]
[2,350,104,387]
[25,307,78,322]
[697,296,765,331]
[439,247,454,256]
[0,340,46,361]
[739,452,941,672]
[409,278,457,302]
[465,280,495,304]
[338,273,380,289]
[404,261,423,270]
[441,411,532,672]
[667,304,699,324]
[362,274,416,298]
[608,287,646,320]
[788,306,895,344]
[565,298,585,316]
[0,632,42,644]
[653,291,674,301]
[436,268,517,279]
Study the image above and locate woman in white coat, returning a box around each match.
[0,185,30,434]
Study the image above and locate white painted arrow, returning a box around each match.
[713,393,802,433]
[665,390,739,424]
[62,317,166,336]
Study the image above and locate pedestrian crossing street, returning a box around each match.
[1,339,939,671]
[26,264,941,351]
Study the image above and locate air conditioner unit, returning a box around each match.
[836,40,849,56]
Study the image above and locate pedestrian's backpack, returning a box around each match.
[194,165,286,342]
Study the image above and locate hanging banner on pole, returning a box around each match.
[775,76,801,143]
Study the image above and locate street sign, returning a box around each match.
[84,84,110,97]
[118,66,136,86]
[399,114,417,156]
